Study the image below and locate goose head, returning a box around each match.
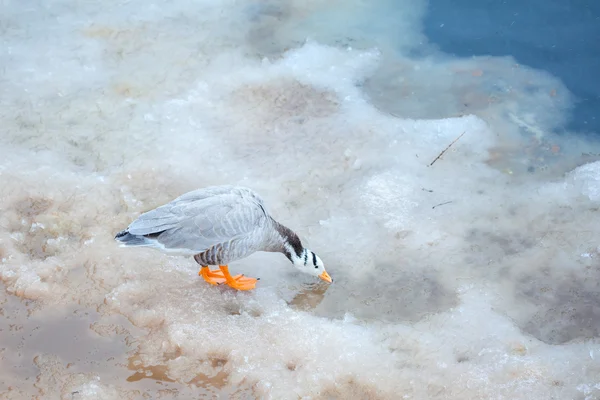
[287,247,332,283]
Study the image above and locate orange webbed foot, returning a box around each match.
[224,275,259,291]
[199,266,258,290]
[219,265,259,291]
[199,267,237,285]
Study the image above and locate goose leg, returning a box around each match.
[198,266,227,285]
[198,266,244,285]
[219,265,259,291]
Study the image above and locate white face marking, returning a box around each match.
[290,248,327,278]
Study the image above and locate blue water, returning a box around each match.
[423,0,600,135]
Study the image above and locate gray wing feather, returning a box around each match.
[126,186,267,252]
[126,185,238,235]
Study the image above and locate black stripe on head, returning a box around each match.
[303,251,308,265]
[312,252,317,267]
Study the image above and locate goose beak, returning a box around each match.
[319,270,333,283]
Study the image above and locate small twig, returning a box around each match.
[432,201,453,209]
[421,188,433,193]
[429,131,466,166]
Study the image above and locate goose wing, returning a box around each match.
[126,186,268,252]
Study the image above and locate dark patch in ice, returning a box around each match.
[126,345,235,392]
[465,228,536,260]
[9,196,61,260]
[222,303,242,316]
[286,361,297,371]
[295,263,457,323]
[178,354,231,389]
[209,356,228,368]
[220,300,262,317]
[230,80,339,123]
[14,197,53,218]
[515,262,600,344]
[248,308,262,318]
[13,230,60,260]
[126,354,176,383]
[320,376,388,400]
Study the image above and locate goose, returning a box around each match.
[114,185,332,290]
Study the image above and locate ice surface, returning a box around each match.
[1,0,600,399]
[569,161,600,202]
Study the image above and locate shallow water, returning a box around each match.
[424,0,600,134]
[1,0,600,399]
